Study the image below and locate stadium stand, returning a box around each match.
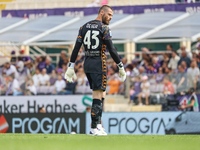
[1,43,200,105]
[0,11,200,112]
[0,0,176,10]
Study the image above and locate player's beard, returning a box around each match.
[102,14,109,25]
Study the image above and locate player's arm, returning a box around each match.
[104,39,120,64]
[103,25,126,82]
[64,27,83,82]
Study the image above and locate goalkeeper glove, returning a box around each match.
[117,62,126,82]
[64,63,77,83]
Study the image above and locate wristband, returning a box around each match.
[117,62,124,69]
[68,62,75,68]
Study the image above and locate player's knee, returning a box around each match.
[93,90,104,99]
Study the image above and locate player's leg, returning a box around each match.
[97,90,107,135]
[85,73,99,135]
[97,91,105,126]
[90,90,103,135]
[88,73,107,135]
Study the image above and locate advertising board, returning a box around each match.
[0,113,85,134]
[86,112,200,135]
[0,95,92,113]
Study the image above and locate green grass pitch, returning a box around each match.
[0,134,200,150]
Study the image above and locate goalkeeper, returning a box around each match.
[65,5,126,135]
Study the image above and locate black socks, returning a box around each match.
[97,97,104,124]
[91,99,101,128]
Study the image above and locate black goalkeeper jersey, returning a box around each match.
[78,20,111,74]
[70,20,121,74]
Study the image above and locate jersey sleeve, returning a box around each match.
[70,27,83,63]
[76,26,83,43]
[103,25,121,65]
[102,25,112,40]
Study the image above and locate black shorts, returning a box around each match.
[86,73,107,91]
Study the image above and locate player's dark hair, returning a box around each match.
[98,5,113,14]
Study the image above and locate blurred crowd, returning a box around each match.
[1,43,200,103]
[0,49,73,96]
[0,47,125,96]
[129,43,200,105]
